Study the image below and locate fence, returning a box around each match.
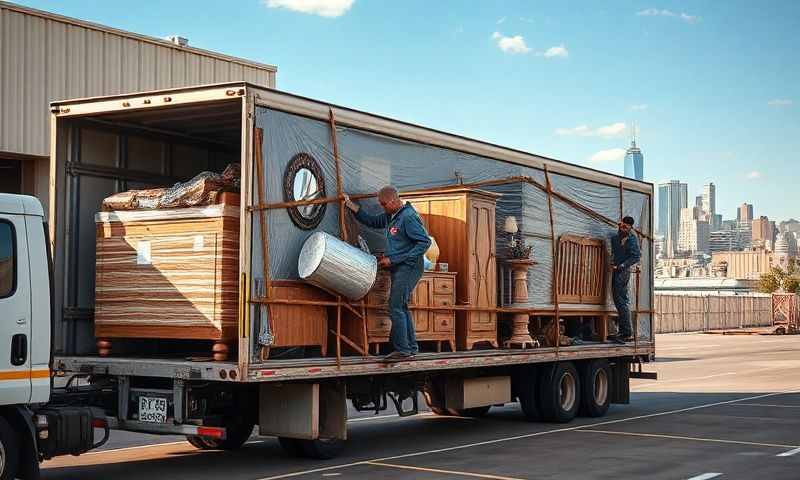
[654,294,772,333]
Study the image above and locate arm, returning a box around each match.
[619,234,641,269]
[388,214,431,265]
[355,207,389,229]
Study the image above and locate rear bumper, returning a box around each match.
[107,417,227,440]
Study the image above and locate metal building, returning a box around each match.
[0,1,276,212]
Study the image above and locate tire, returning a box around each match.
[278,437,305,457]
[578,358,613,417]
[187,420,254,451]
[298,438,346,460]
[514,367,541,421]
[446,406,491,418]
[0,417,20,480]
[539,362,581,423]
[579,359,611,418]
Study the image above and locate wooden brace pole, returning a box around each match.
[544,166,561,355]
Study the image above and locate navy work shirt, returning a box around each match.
[610,231,641,271]
[355,202,431,267]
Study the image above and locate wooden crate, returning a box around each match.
[94,193,239,360]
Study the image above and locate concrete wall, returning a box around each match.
[654,293,772,333]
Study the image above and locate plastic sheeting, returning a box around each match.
[250,106,654,351]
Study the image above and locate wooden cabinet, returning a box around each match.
[349,271,457,353]
[404,189,500,350]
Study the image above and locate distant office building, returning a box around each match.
[711,214,723,231]
[752,216,774,249]
[658,180,688,257]
[722,219,738,231]
[678,207,710,254]
[737,203,754,223]
[694,195,704,209]
[711,250,773,280]
[710,230,741,253]
[623,138,644,181]
[702,183,716,217]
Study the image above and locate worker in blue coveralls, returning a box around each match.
[609,216,641,344]
[344,186,431,361]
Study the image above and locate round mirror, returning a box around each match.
[283,153,326,229]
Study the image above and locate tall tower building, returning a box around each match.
[702,183,716,217]
[623,128,644,181]
[737,203,754,223]
[658,180,688,257]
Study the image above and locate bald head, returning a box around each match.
[377,185,404,214]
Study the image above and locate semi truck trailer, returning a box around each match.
[0,82,655,479]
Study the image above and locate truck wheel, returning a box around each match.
[539,362,580,423]
[579,359,611,417]
[446,406,491,418]
[514,367,541,421]
[0,417,20,480]
[298,438,346,460]
[277,437,305,457]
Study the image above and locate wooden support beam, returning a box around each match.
[544,166,561,355]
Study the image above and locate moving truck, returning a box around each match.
[0,82,655,478]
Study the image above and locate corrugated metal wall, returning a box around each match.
[654,294,772,333]
[0,3,276,157]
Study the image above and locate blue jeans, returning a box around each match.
[612,269,633,338]
[388,258,424,354]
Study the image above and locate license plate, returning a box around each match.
[138,396,168,423]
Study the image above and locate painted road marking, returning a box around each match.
[686,474,722,480]
[82,441,187,456]
[578,429,799,449]
[366,461,525,480]
[632,372,737,389]
[733,403,800,409]
[776,447,800,457]
[257,389,799,480]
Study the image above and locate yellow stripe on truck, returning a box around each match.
[0,369,50,381]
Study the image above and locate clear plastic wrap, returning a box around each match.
[250,106,655,351]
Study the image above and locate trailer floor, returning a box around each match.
[43,334,800,480]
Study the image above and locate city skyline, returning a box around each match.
[11,0,798,221]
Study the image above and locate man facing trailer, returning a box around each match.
[609,216,641,344]
[344,186,432,361]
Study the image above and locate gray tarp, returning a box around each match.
[251,107,652,356]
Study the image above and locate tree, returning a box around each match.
[758,265,800,294]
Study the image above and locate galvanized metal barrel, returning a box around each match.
[298,231,377,301]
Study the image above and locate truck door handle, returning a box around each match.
[16,318,26,325]
[11,334,27,366]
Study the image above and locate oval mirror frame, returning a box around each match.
[283,152,327,229]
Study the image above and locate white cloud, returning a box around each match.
[590,148,627,163]
[519,16,534,23]
[492,32,531,54]
[637,8,700,23]
[264,0,354,17]
[630,104,649,111]
[496,16,506,24]
[542,44,569,58]
[747,171,762,180]
[556,122,627,138]
[768,99,793,107]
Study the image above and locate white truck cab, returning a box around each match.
[1,193,102,480]
[0,193,51,407]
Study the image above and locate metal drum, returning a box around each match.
[298,231,377,301]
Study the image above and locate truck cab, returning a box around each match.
[1,193,102,480]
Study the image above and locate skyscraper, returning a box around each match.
[702,183,716,218]
[737,203,754,223]
[623,135,644,181]
[658,180,688,257]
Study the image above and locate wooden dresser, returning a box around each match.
[404,189,500,350]
[345,270,457,353]
[94,193,239,360]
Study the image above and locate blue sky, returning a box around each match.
[19,0,799,222]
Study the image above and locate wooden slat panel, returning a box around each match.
[557,234,605,305]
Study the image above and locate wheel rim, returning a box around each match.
[593,368,609,406]
[559,371,577,411]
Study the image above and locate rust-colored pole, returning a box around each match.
[544,166,560,356]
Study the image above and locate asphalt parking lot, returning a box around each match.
[42,333,800,480]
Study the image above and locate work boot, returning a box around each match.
[382,351,414,362]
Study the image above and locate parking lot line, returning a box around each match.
[365,461,525,480]
[776,447,800,457]
[577,429,798,450]
[257,389,799,480]
[686,474,722,480]
[733,403,800,409]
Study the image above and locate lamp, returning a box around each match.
[503,216,519,234]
